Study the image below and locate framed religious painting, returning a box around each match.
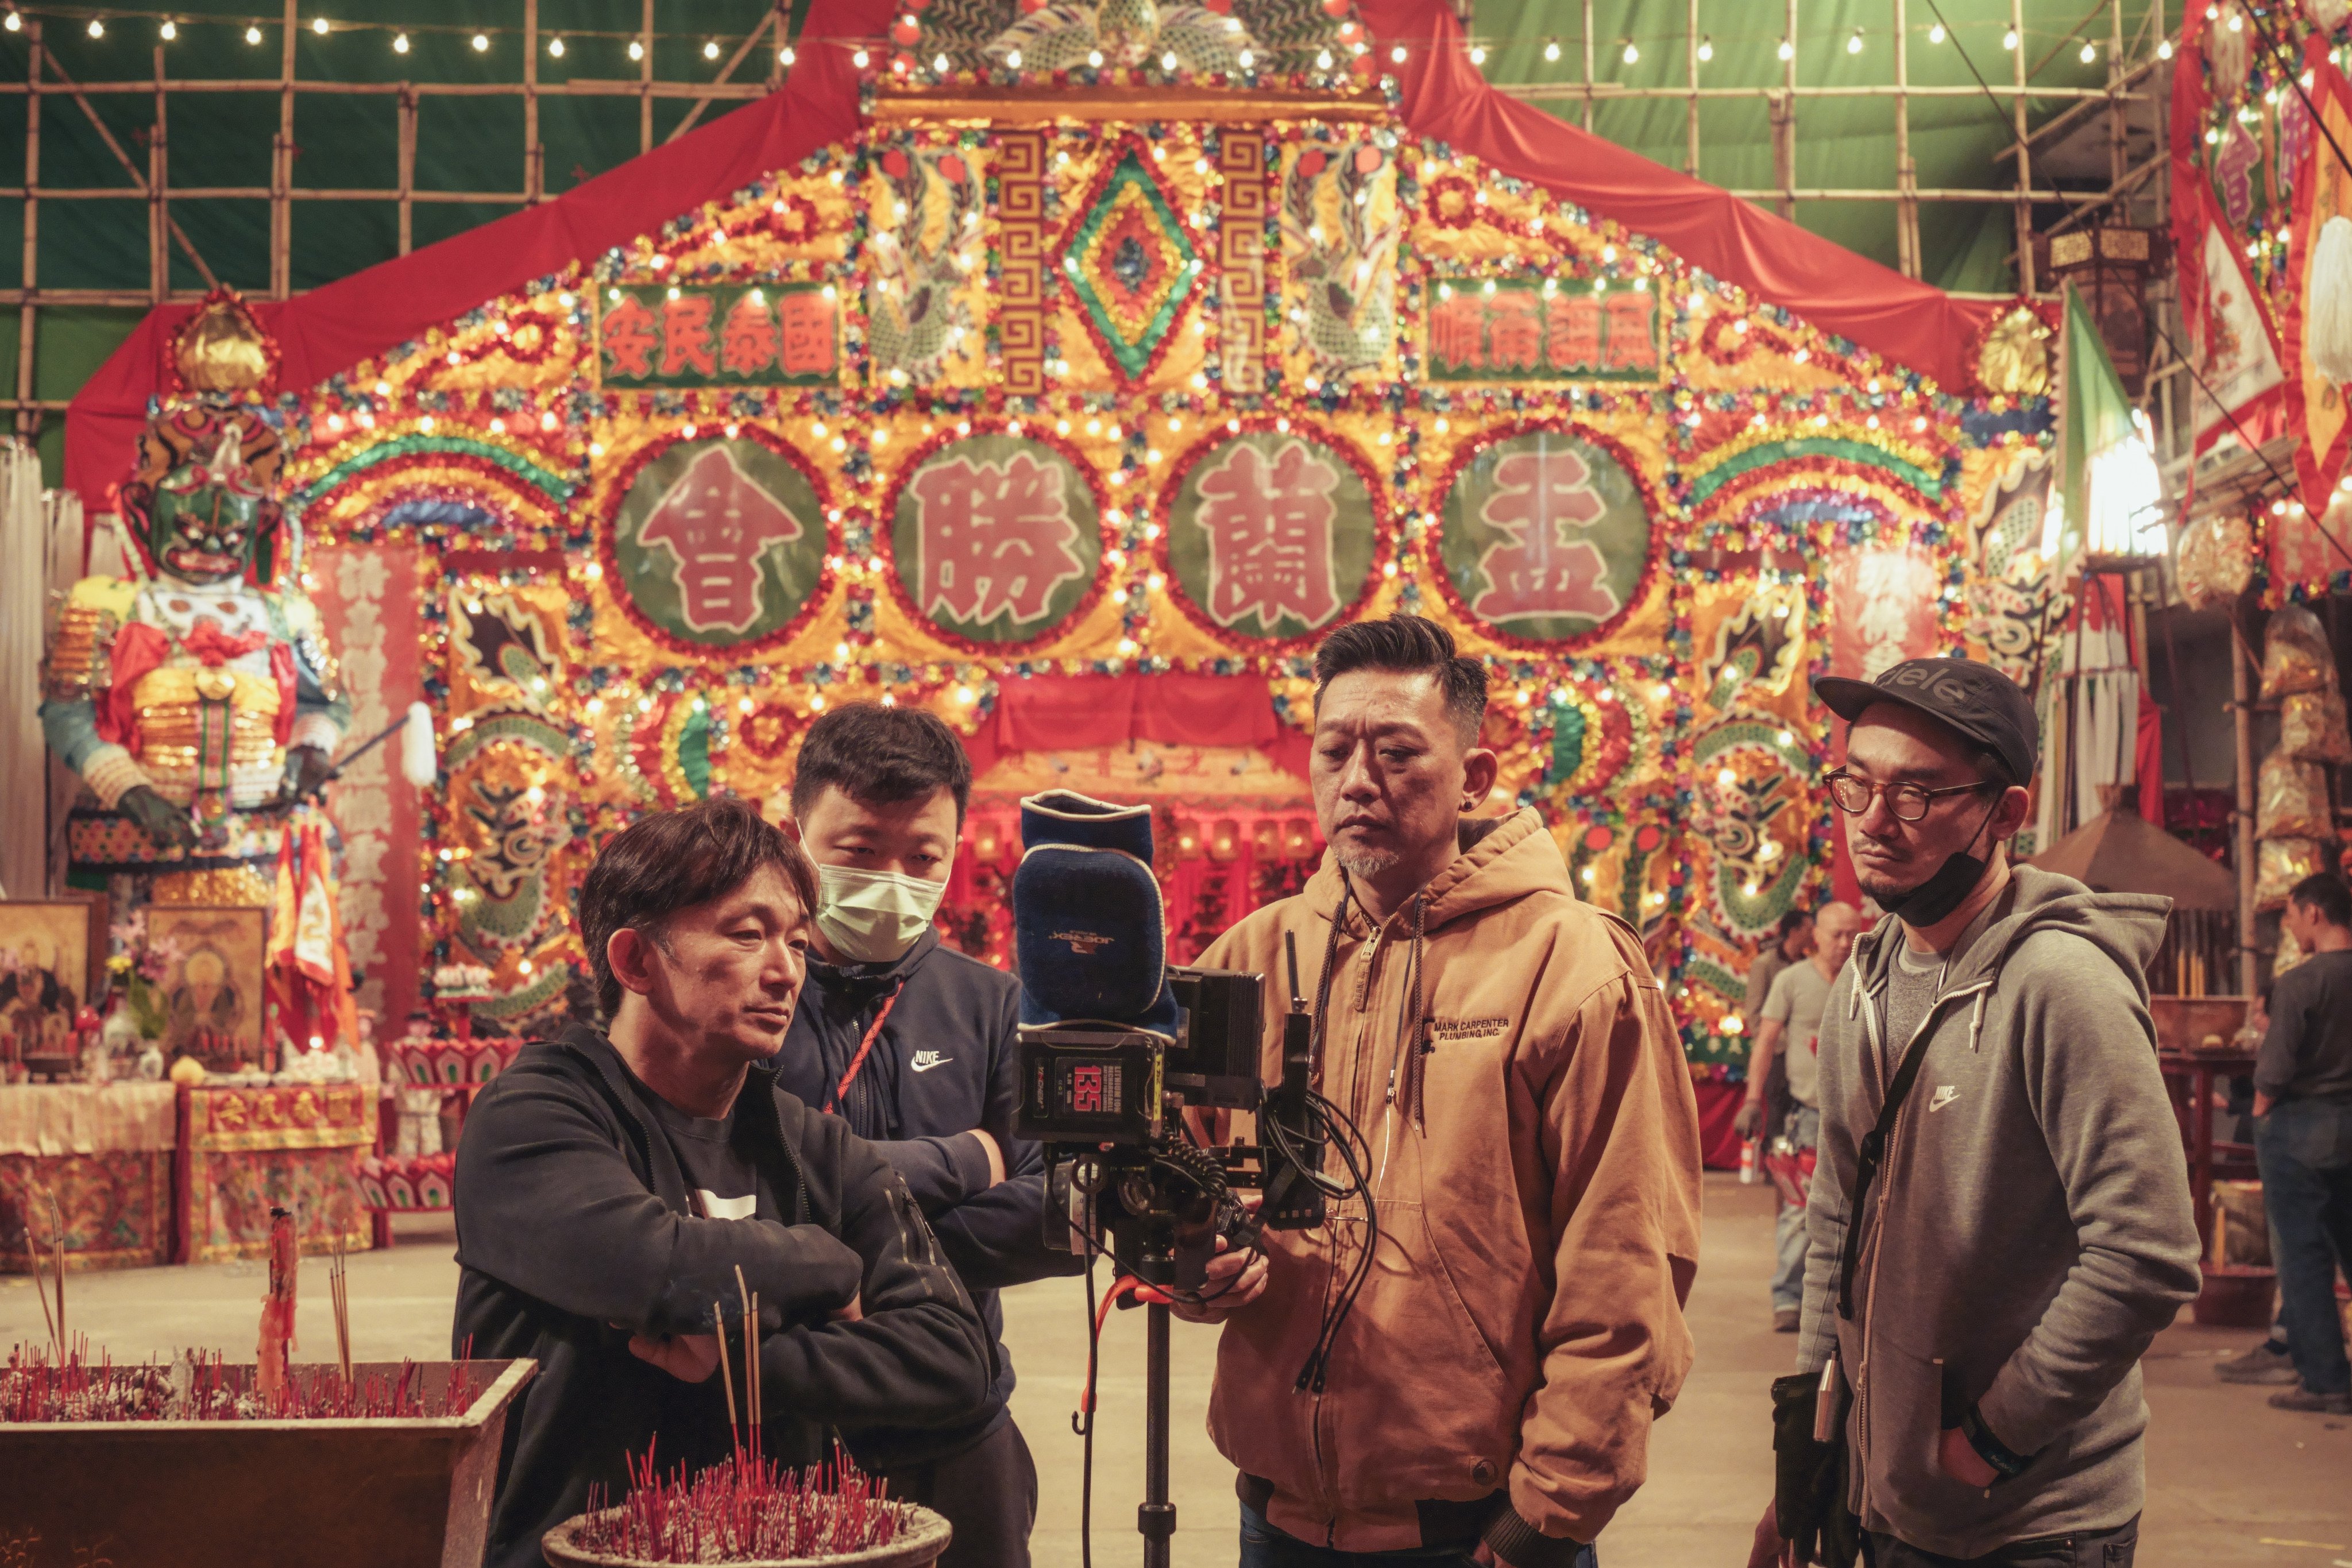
[0,896,107,1077]
[142,905,269,1069]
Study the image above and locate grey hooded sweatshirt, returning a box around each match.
[1794,866,2201,1558]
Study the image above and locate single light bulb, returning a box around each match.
[2157,38,2173,59]
[312,17,330,35]
[1163,49,1178,69]
[1929,21,1946,43]
[1543,37,1561,62]
[472,32,489,51]
[1848,29,1863,54]
[3,12,22,32]
[1469,44,1487,65]
[549,36,563,57]
[628,38,644,60]
[245,24,262,44]
[778,45,794,64]
[933,52,947,70]
[1697,36,1713,62]
[392,31,408,52]
[1778,36,1794,60]
[159,18,176,38]
[1315,48,1332,68]
[703,38,719,59]
[2003,26,2019,49]
[1391,43,1407,63]
[1623,40,1638,63]
[2080,40,2096,63]
[1237,48,1252,68]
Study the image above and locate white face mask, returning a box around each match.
[814,862,949,965]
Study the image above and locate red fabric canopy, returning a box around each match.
[960,673,1311,779]
[65,0,2002,508]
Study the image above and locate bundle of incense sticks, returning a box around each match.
[576,1444,909,1563]
[25,1194,65,1365]
[1,1345,483,1423]
[329,1236,353,1383]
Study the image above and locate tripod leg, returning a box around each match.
[1140,1301,1175,1568]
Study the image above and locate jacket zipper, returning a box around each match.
[1851,970,1994,1523]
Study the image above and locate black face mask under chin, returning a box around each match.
[1874,797,1999,928]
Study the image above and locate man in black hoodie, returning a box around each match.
[454,797,992,1568]
[775,702,1083,1568]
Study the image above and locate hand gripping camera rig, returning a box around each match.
[1010,790,1327,1289]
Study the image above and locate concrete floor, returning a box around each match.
[4,1178,2346,1567]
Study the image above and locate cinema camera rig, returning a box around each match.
[1007,790,1364,1298]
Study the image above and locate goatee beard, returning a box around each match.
[1335,849,1400,879]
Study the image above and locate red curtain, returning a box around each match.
[961,673,1309,778]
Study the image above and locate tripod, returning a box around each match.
[1141,1299,1175,1568]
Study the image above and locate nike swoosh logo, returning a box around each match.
[910,1054,951,1072]
[1928,1085,1959,1113]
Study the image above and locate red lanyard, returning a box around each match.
[825,983,903,1114]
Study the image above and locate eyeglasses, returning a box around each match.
[1822,770,1999,823]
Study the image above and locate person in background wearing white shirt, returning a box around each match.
[1736,901,1860,1332]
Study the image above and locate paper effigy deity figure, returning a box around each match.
[40,305,350,906]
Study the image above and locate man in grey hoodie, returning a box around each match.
[1748,657,2201,1568]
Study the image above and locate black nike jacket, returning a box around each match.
[776,927,1084,1469]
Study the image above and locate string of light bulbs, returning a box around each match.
[0,3,805,64]
[0,5,2161,75]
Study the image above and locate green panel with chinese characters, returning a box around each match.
[1422,279,1659,384]
[1438,429,1651,642]
[1165,431,1374,642]
[612,440,828,647]
[595,282,838,388]
[891,434,1102,644]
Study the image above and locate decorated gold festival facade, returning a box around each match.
[245,63,2063,1072]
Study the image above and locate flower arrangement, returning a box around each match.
[105,912,186,1042]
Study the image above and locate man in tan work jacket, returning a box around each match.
[1176,612,1704,1568]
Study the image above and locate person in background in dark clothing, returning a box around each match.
[454,798,992,1568]
[2254,872,2352,1416]
[776,702,1083,1568]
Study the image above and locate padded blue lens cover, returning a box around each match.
[1013,791,1180,1034]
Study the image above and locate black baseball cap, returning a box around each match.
[1812,657,2038,785]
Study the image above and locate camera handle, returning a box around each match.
[1141,1299,1175,1568]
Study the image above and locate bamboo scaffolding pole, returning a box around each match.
[1895,0,1919,279]
[1580,0,1594,133]
[149,44,165,301]
[1775,0,1797,221]
[1504,81,2145,103]
[2013,0,2036,295]
[1683,0,1698,176]
[0,78,768,99]
[397,86,415,255]
[272,0,295,298]
[639,0,655,154]
[17,22,40,446]
[524,0,541,204]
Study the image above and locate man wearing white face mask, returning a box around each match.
[777,701,1080,1568]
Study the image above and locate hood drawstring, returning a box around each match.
[1967,988,1990,1054]
[1394,893,1432,1133]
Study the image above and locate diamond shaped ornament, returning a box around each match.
[1064,148,1200,384]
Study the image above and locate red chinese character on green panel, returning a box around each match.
[720,293,779,377]
[600,294,659,380]
[779,291,837,378]
[661,295,717,378]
